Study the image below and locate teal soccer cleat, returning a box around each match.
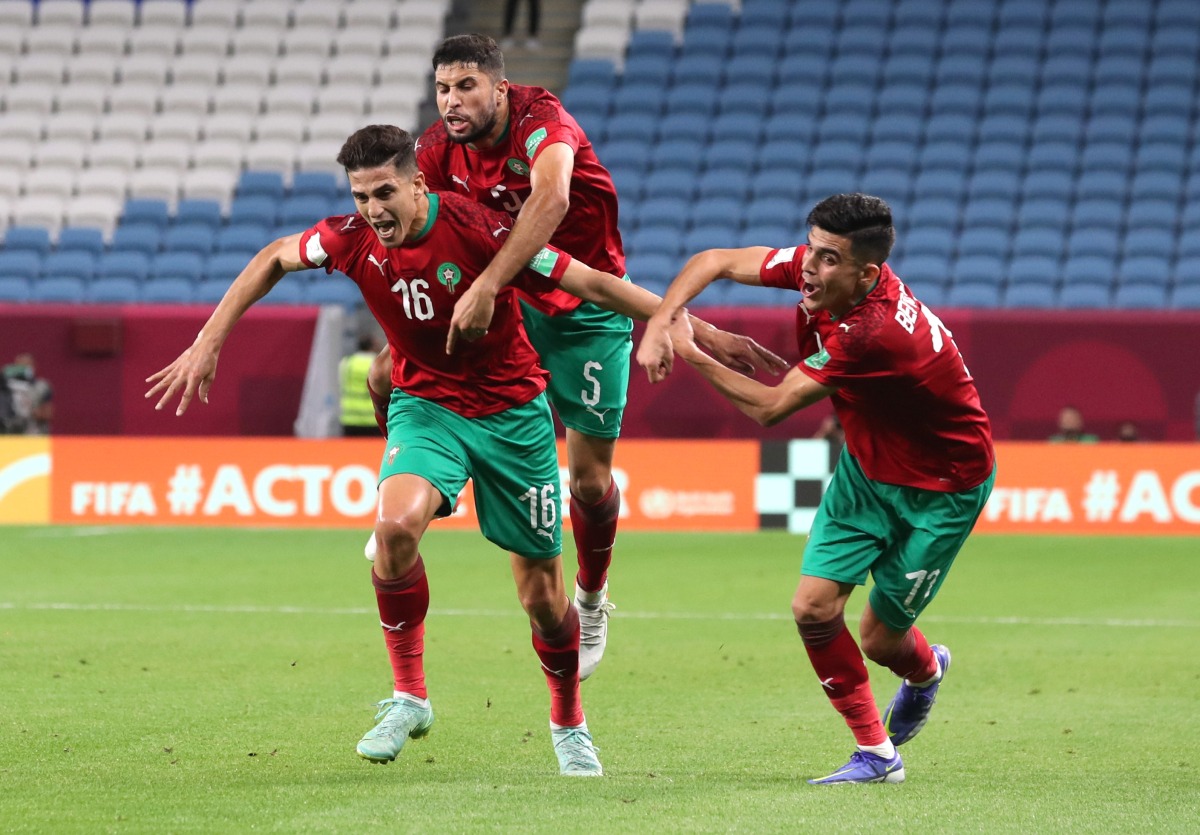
[551,722,603,776]
[356,696,434,764]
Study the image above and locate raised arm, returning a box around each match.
[445,142,574,352]
[144,233,310,415]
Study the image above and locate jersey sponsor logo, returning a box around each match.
[506,157,530,176]
[524,127,548,159]
[804,347,831,370]
[451,174,471,191]
[766,246,797,269]
[340,216,357,231]
[367,254,388,275]
[305,231,328,265]
[799,305,815,325]
[387,444,402,464]
[492,221,511,238]
[436,262,462,294]
[527,247,559,276]
[586,405,610,425]
[838,322,854,332]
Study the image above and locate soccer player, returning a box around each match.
[637,194,996,785]
[365,34,786,681]
[145,125,708,777]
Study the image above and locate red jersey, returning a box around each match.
[298,192,573,418]
[759,246,994,492]
[416,83,626,316]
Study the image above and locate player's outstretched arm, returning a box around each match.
[669,316,835,427]
[445,142,574,353]
[637,247,774,383]
[144,234,309,416]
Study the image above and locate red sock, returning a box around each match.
[873,626,937,683]
[532,605,583,727]
[373,558,429,699]
[797,615,886,747]
[570,480,620,593]
[369,384,390,437]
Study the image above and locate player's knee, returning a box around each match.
[516,587,559,626]
[791,587,841,624]
[374,516,422,562]
[569,470,611,505]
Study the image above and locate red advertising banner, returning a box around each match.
[46,437,759,531]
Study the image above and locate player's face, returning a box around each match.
[434,63,509,147]
[347,165,428,248]
[799,226,881,317]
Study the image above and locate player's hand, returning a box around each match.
[144,345,218,416]
[697,329,790,376]
[446,281,497,354]
[636,316,675,383]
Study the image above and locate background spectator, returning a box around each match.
[338,335,382,437]
[1048,406,1099,443]
[1,353,53,435]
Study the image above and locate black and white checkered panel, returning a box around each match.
[755,439,838,533]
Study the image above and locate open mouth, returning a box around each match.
[445,114,471,134]
[802,282,819,298]
[373,221,397,240]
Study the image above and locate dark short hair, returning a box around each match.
[806,193,896,266]
[336,125,418,176]
[432,33,505,80]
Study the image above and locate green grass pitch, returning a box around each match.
[2,526,1198,833]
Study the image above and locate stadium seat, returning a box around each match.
[41,251,95,282]
[945,282,1001,308]
[152,252,205,283]
[1062,256,1114,288]
[1058,284,1112,309]
[643,170,695,201]
[305,278,362,308]
[0,251,42,281]
[140,277,197,304]
[1003,281,1057,309]
[31,276,87,303]
[0,277,32,302]
[175,199,224,230]
[162,224,216,256]
[1170,285,1200,309]
[86,278,141,303]
[1117,256,1171,288]
[237,171,287,201]
[1006,255,1060,289]
[3,227,53,256]
[97,251,151,282]
[110,224,162,256]
[122,199,171,230]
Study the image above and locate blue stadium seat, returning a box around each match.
[987,55,1038,90]
[0,277,32,302]
[929,83,979,117]
[1040,55,1091,87]
[237,171,286,201]
[3,227,54,256]
[804,168,859,202]
[1138,115,1190,148]
[214,224,272,255]
[650,138,704,172]
[162,223,216,255]
[918,141,971,173]
[610,169,642,202]
[621,56,673,88]
[1089,83,1141,118]
[1117,256,1171,287]
[628,226,683,259]
[944,282,1001,309]
[691,198,742,229]
[1024,142,1076,175]
[1125,201,1178,234]
[1006,255,1060,288]
[110,223,163,255]
[827,52,879,87]
[1071,200,1123,232]
[1003,282,1057,309]
[627,30,676,58]
[635,198,690,231]
[954,255,1006,286]
[976,114,1028,145]
[1075,171,1129,203]
[743,198,801,231]
[1021,170,1073,202]
[606,113,657,144]
[888,24,940,59]
[567,59,617,89]
[749,169,804,201]
[31,277,87,303]
[1135,141,1186,174]
[613,81,665,117]
[1170,285,1200,309]
[1011,228,1064,260]
[991,25,1043,60]
[905,228,956,259]
[194,279,233,304]
[305,278,361,308]
[973,141,1025,174]
[880,53,934,87]
[643,170,696,201]
[756,140,807,173]
[1158,0,1200,29]
[724,55,776,88]
[256,279,306,305]
[657,113,709,144]
[1018,199,1071,231]
[561,85,610,117]
[817,112,870,145]
[662,82,717,118]
[1122,229,1175,261]
[140,277,196,303]
[87,278,141,303]
[731,25,782,59]
[56,227,106,257]
[740,0,791,30]
[786,0,839,30]
[736,224,796,249]
[175,199,224,229]
[958,228,1010,260]
[152,252,205,282]
[1044,26,1094,58]
[775,54,828,88]
[857,170,910,208]
[97,251,151,282]
[682,224,738,253]
[205,252,254,282]
[1079,141,1133,173]
[603,140,652,175]
[680,29,731,62]
[625,252,679,285]
[667,54,720,87]
[982,83,1035,119]
[710,113,762,145]
[229,195,281,228]
[864,141,917,174]
[122,199,172,230]
[811,141,862,172]
[1031,113,1083,145]
[1062,255,1114,287]
[1130,172,1181,202]
[968,171,1020,202]
[897,254,952,286]
[1112,284,1168,310]
[279,196,332,228]
[934,54,986,87]
[908,198,961,229]
[41,251,95,282]
[762,112,817,146]
[1067,229,1119,262]
[716,84,772,117]
[913,169,961,202]
[901,277,948,309]
[962,199,1016,231]
[292,171,342,202]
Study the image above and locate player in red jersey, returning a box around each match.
[364,34,786,681]
[145,125,706,777]
[638,194,996,785]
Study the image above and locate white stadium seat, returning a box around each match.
[634,0,690,34]
[88,0,138,28]
[0,26,26,60]
[96,112,150,144]
[181,167,240,207]
[582,0,636,29]
[222,53,273,87]
[295,139,346,175]
[21,167,78,201]
[243,140,300,177]
[34,139,88,170]
[378,55,429,87]
[76,166,132,200]
[229,27,283,58]
[43,112,98,143]
[138,0,189,29]
[203,112,254,144]
[308,115,364,143]
[76,23,131,56]
[25,23,79,57]
[65,194,124,234]
[335,26,387,58]
[107,82,162,117]
[191,139,246,173]
[178,23,232,58]
[211,83,264,117]
[395,1,447,27]
[15,53,68,86]
[127,23,182,57]
[325,55,377,87]
[55,81,110,117]
[159,82,215,115]
[149,111,205,143]
[128,166,183,205]
[140,139,195,173]
[66,53,120,86]
[13,195,67,234]
[282,28,332,59]
[273,54,325,88]
[293,0,345,31]
[261,84,316,117]
[37,0,87,28]
[172,53,222,86]
[573,24,630,65]
[0,113,44,144]
[241,0,293,30]
[87,137,141,171]
[384,25,439,60]
[189,0,243,29]
[366,89,419,127]
[2,85,55,117]
[120,53,172,85]
[344,2,393,30]
[255,112,308,144]
[0,3,34,27]
[314,84,369,120]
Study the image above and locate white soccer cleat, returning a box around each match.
[364,530,377,561]
[574,581,614,681]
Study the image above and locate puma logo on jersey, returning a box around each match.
[367,254,388,275]
[451,174,470,191]
[490,183,507,199]
[536,529,555,540]
[519,113,535,125]
[586,406,610,424]
[799,305,815,325]
[492,222,510,237]
[340,216,357,231]
[838,322,854,332]
[380,619,407,633]
[820,677,835,691]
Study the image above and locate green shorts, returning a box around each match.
[379,390,563,559]
[802,448,996,631]
[520,295,633,440]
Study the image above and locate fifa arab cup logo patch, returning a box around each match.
[506,158,530,176]
[436,262,462,294]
